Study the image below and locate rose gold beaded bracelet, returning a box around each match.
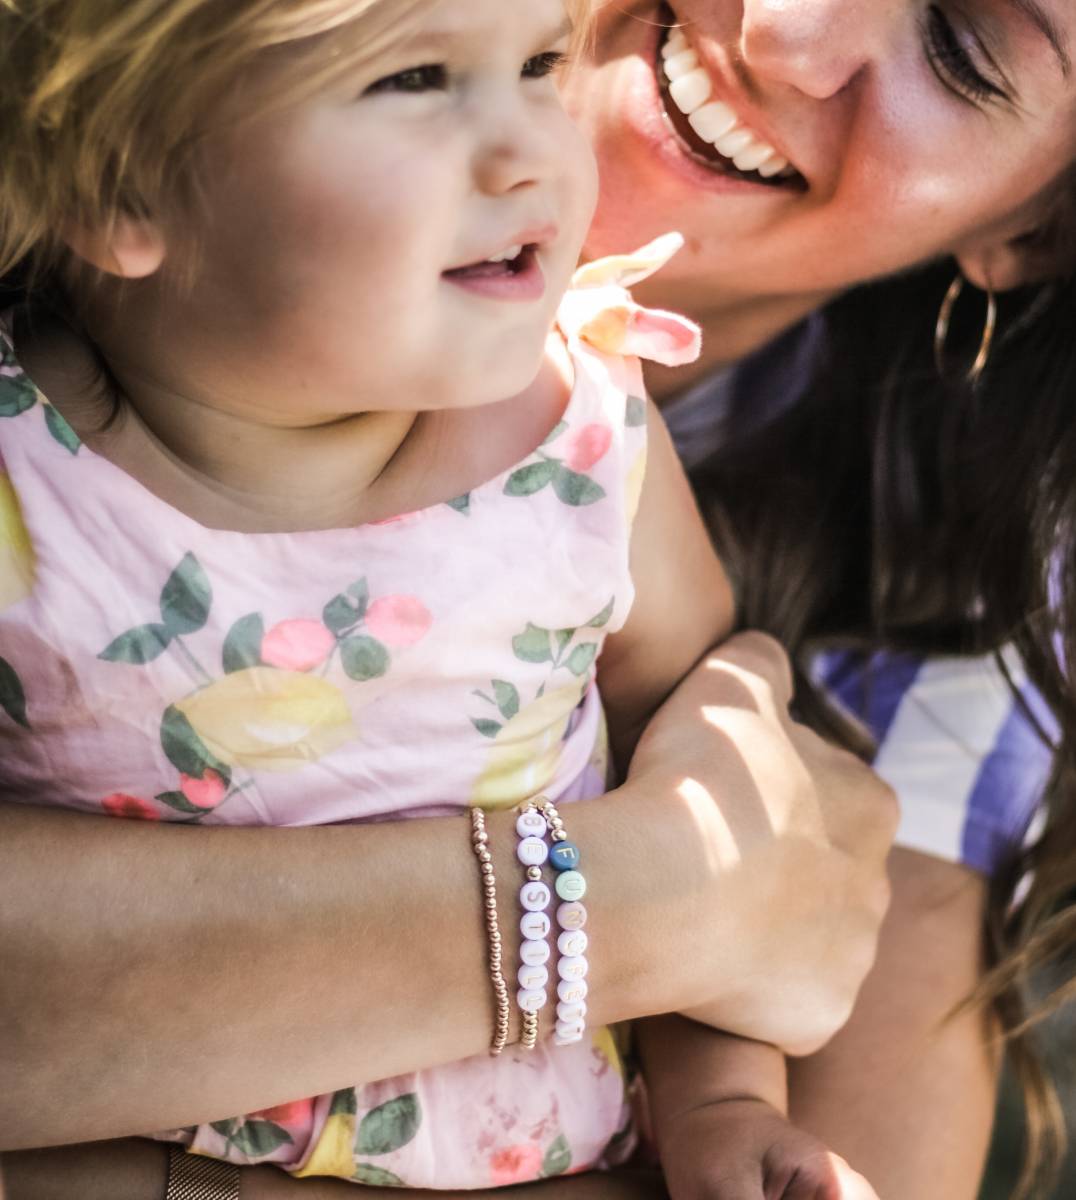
[470,806,511,1055]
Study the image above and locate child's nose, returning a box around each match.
[472,102,559,196]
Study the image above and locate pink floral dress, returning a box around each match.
[0,237,699,1189]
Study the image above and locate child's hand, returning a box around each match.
[659,1099,880,1200]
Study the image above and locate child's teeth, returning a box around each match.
[668,67,711,115]
[687,101,738,144]
[489,244,523,263]
[663,48,699,81]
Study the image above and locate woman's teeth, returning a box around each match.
[487,245,524,264]
[660,28,792,180]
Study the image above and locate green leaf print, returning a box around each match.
[505,460,558,497]
[512,623,552,664]
[541,1134,572,1178]
[587,598,615,629]
[355,1094,421,1157]
[155,789,211,816]
[340,635,389,682]
[43,404,81,454]
[323,579,370,637]
[160,704,231,784]
[0,372,38,419]
[160,553,212,636]
[552,466,605,507]
[329,1089,359,1118]
[471,718,502,739]
[566,643,598,677]
[353,1165,406,1187]
[553,628,574,658]
[0,655,29,728]
[230,1119,294,1158]
[492,680,519,721]
[445,493,471,516]
[99,623,171,664]
[541,420,569,447]
[222,613,265,673]
[625,395,647,428]
[211,1119,239,1139]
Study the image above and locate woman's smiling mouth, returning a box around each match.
[657,15,806,190]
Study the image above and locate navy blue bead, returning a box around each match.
[549,840,581,871]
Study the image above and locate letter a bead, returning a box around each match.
[554,870,586,901]
[549,840,580,871]
[520,881,551,912]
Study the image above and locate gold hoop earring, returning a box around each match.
[934,275,997,388]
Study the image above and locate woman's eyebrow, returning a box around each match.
[1008,0,1071,77]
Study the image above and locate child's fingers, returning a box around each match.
[778,1151,880,1200]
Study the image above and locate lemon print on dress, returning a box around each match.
[177,666,355,773]
[0,471,33,611]
[472,684,584,808]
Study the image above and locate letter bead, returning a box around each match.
[517,836,549,867]
[554,870,586,901]
[557,978,588,1004]
[549,840,581,871]
[554,1018,585,1045]
[557,954,588,982]
[556,901,587,930]
[517,987,547,1014]
[520,881,551,912]
[556,1000,587,1024]
[518,963,549,990]
[520,911,551,941]
[516,810,548,839]
[557,929,588,958]
[520,938,551,966]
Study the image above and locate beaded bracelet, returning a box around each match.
[533,798,589,1047]
[470,807,511,1056]
[516,805,553,1049]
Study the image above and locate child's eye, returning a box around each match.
[522,51,569,80]
[365,63,448,95]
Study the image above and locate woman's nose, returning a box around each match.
[740,0,896,99]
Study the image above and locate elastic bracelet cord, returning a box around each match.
[470,807,511,1056]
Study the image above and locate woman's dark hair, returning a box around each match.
[691,179,1076,1199]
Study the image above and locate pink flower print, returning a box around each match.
[102,793,159,821]
[250,1098,315,1126]
[179,769,227,810]
[261,619,336,671]
[563,423,613,472]
[489,1144,544,1186]
[365,596,432,648]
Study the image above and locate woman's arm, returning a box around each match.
[2,1142,669,1200]
[788,847,998,1199]
[1,633,895,1148]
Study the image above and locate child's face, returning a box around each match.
[154,0,598,418]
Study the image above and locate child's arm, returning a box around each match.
[637,1017,877,1200]
[598,400,735,773]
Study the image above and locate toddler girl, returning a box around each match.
[0,1,875,1196]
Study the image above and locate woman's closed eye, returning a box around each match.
[923,5,1011,106]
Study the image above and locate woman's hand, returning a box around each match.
[624,632,897,1054]
[1,1142,669,1200]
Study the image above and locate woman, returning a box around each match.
[4,0,1075,1197]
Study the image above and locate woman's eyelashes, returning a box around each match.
[365,50,569,96]
[923,5,1011,106]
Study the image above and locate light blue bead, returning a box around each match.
[549,840,581,872]
[555,870,587,902]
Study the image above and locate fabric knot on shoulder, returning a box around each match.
[556,233,702,368]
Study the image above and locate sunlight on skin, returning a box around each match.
[676,776,742,873]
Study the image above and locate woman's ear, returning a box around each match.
[63,214,167,279]
[955,192,1066,292]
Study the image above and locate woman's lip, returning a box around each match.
[442,247,547,302]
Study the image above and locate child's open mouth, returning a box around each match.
[443,244,546,302]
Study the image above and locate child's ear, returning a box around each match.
[63,214,166,279]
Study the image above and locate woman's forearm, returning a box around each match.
[1,1142,668,1200]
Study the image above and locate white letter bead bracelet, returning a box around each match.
[469,798,590,1053]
